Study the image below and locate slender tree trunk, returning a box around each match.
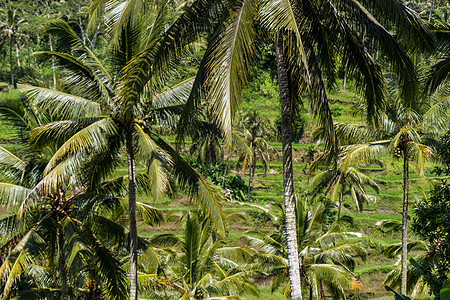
[338,182,344,219]
[275,33,303,300]
[28,44,32,68]
[319,280,325,299]
[222,155,230,187]
[247,151,252,202]
[33,47,39,70]
[343,58,349,90]
[91,23,101,52]
[49,34,56,89]
[309,284,313,300]
[15,44,21,68]
[401,150,409,295]
[126,128,138,300]
[429,0,435,21]
[252,146,256,178]
[304,163,309,209]
[57,214,68,300]
[9,36,15,88]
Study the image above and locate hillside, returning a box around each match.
[1,81,447,299]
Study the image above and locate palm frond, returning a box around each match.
[204,0,256,148]
[0,182,31,207]
[156,137,227,236]
[24,85,101,120]
[42,118,118,174]
[0,146,25,183]
[136,202,164,226]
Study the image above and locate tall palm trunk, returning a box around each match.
[401,149,409,295]
[126,128,138,300]
[275,33,303,300]
[9,36,15,88]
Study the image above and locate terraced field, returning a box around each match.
[1,86,446,299]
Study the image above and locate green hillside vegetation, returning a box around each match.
[1,1,450,299]
[1,79,447,299]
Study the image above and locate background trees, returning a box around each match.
[0,5,26,88]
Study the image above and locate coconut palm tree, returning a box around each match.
[176,1,430,297]
[25,12,226,298]
[310,146,380,218]
[237,110,273,201]
[139,211,259,299]
[0,96,132,299]
[0,5,27,88]
[247,197,365,299]
[332,85,449,293]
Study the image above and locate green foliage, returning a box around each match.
[330,103,344,117]
[412,180,450,298]
[224,173,247,201]
[433,131,450,176]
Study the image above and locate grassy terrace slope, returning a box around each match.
[0,83,447,299]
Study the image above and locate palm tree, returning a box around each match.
[310,146,380,218]
[27,13,227,299]
[0,96,130,299]
[139,211,259,299]
[247,197,365,299]
[175,1,430,297]
[237,110,273,202]
[333,86,449,293]
[0,5,26,88]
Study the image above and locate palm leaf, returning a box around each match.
[24,86,101,120]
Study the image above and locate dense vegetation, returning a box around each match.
[0,0,449,299]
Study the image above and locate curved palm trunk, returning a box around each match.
[275,33,303,300]
[401,152,409,295]
[126,128,138,300]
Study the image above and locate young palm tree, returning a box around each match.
[310,146,380,218]
[237,110,273,201]
[26,12,226,299]
[247,197,365,299]
[139,211,259,299]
